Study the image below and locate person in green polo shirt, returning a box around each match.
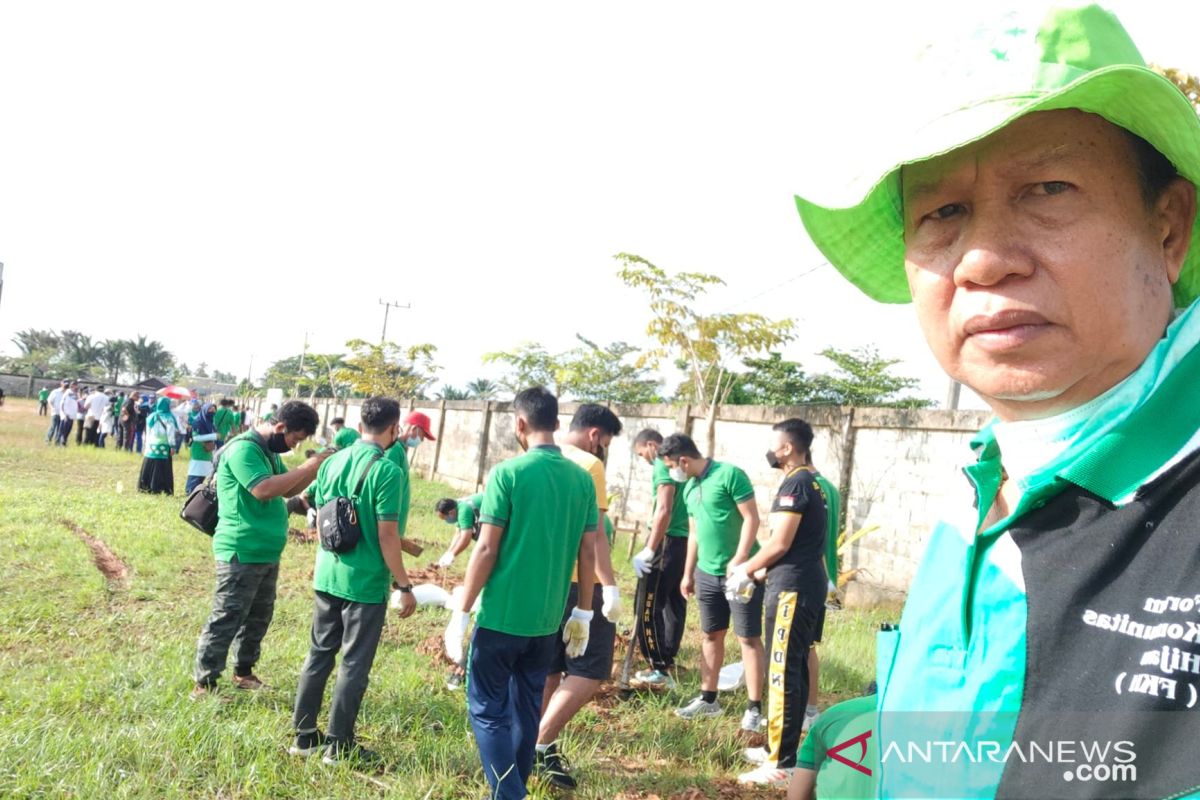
[212,398,236,446]
[191,400,327,698]
[329,416,360,450]
[629,428,691,689]
[443,386,598,800]
[658,433,764,731]
[37,386,49,416]
[434,493,483,567]
[290,397,417,764]
[787,690,877,800]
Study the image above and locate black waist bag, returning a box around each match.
[180,436,274,536]
[317,451,383,554]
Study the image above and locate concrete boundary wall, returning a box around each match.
[284,396,990,606]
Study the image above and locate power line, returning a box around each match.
[719,260,828,312]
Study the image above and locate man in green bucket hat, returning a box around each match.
[795,4,1200,798]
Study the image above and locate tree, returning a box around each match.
[195,362,209,378]
[125,335,175,382]
[98,340,128,384]
[465,378,499,399]
[58,331,104,378]
[1152,65,1200,114]
[736,352,810,405]
[808,346,932,408]
[10,328,60,377]
[337,339,439,399]
[211,369,238,384]
[617,252,796,453]
[556,336,660,403]
[264,352,347,400]
[483,342,562,395]
[437,385,471,401]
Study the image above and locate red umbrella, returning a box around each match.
[157,385,196,400]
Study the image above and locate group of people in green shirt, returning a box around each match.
[429,389,844,796]
[190,397,438,765]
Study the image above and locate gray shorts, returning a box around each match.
[696,568,763,638]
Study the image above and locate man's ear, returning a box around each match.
[274,421,287,434]
[1158,177,1198,285]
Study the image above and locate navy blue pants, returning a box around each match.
[467,626,556,800]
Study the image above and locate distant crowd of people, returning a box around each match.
[38,379,273,496]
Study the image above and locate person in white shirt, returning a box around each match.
[173,400,194,454]
[85,387,110,446]
[45,380,68,444]
[57,384,80,447]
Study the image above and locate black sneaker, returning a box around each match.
[321,739,381,766]
[288,729,327,757]
[535,742,578,790]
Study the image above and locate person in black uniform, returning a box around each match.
[728,417,829,786]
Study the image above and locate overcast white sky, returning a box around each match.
[2,1,1196,407]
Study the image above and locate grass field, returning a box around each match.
[0,397,895,799]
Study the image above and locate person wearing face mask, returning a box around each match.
[290,397,417,764]
[534,403,623,791]
[444,386,598,800]
[629,428,691,690]
[191,400,329,699]
[658,433,765,731]
[384,410,437,475]
[726,418,829,786]
[434,493,484,568]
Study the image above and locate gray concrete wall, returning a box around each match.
[286,396,991,607]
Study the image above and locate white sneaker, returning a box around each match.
[802,708,820,732]
[675,696,722,720]
[743,746,769,765]
[737,765,793,786]
[740,707,763,733]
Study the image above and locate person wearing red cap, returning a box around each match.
[385,410,436,473]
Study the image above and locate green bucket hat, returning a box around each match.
[794,4,1200,307]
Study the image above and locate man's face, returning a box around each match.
[635,441,658,465]
[902,110,1195,420]
[275,422,309,450]
[661,454,692,478]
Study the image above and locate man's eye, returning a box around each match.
[1033,181,1072,196]
[924,203,964,222]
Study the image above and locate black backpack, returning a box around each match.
[179,435,275,536]
[317,451,383,554]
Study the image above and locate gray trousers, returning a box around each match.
[292,591,387,742]
[193,557,279,685]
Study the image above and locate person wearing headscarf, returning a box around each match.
[186,403,220,494]
[138,396,179,495]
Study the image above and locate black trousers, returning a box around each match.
[292,590,387,743]
[764,583,822,769]
[635,535,688,671]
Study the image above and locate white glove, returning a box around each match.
[601,585,620,619]
[827,578,838,594]
[562,607,593,658]
[631,546,656,578]
[306,507,317,528]
[437,549,455,569]
[444,608,471,665]
[725,564,755,605]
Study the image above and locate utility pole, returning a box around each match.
[297,331,310,397]
[379,299,411,344]
[945,378,962,411]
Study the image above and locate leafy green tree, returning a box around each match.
[437,385,471,401]
[483,342,562,395]
[98,340,128,384]
[9,328,60,377]
[808,346,932,408]
[736,352,810,405]
[465,378,499,399]
[337,340,438,399]
[616,252,795,453]
[58,331,104,378]
[557,336,660,403]
[211,369,238,384]
[125,335,175,383]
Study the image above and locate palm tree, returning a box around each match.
[465,378,499,399]
[59,331,104,378]
[10,329,60,376]
[98,340,128,384]
[125,335,175,382]
[437,384,471,401]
